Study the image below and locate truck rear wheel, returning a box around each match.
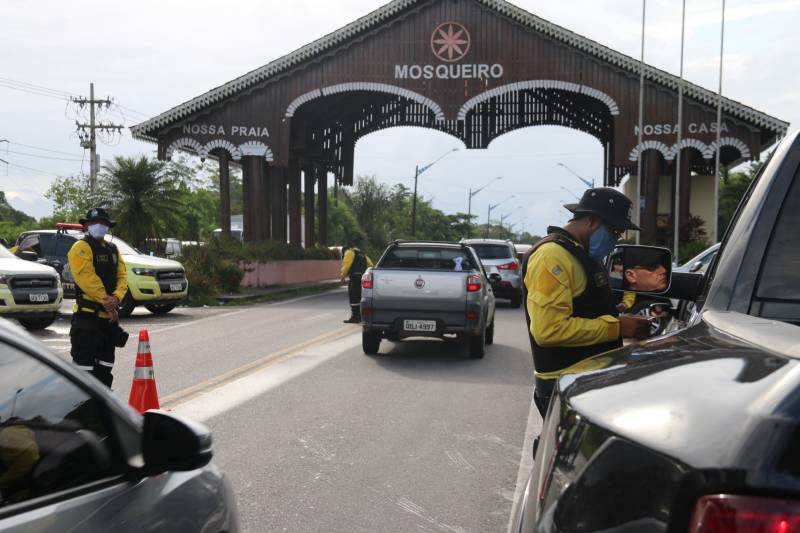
[468,328,486,359]
[18,315,56,331]
[362,329,381,355]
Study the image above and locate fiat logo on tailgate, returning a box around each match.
[415,276,426,289]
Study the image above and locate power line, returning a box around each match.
[6,161,72,177]
[0,77,77,98]
[4,149,84,162]
[6,141,83,157]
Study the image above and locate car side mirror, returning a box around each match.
[607,245,672,294]
[17,250,38,262]
[142,410,213,475]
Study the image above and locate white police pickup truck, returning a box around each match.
[359,241,496,358]
[0,244,63,330]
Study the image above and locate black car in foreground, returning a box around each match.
[513,130,800,532]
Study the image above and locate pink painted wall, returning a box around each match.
[239,260,340,288]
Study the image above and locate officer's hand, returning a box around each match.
[108,307,120,323]
[103,295,119,313]
[616,303,628,313]
[619,315,651,339]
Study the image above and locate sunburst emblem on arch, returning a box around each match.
[628,140,672,162]
[204,139,243,161]
[285,82,445,122]
[457,80,620,121]
[708,137,751,160]
[166,138,207,160]
[239,141,274,162]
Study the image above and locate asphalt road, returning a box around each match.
[31,289,539,533]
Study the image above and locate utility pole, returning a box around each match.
[72,83,124,193]
[411,164,420,236]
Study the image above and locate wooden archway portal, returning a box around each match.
[132,0,787,246]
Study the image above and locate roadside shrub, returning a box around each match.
[178,239,337,305]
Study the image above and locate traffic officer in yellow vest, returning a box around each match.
[523,188,651,417]
[67,208,128,388]
[340,242,373,323]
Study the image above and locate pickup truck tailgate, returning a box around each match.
[373,270,466,312]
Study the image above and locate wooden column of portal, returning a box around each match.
[641,151,661,245]
[255,159,270,242]
[270,166,285,242]
[304,167,316,248]
[279,168,288,243]
[218,151,231,238]
[288,160,302,247]
[670,149,693,249]
[242,156,256,242]
[318,168,328,247]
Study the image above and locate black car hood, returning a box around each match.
[557,310,800,480]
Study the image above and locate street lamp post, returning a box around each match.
[412,148,459,236]
[557,162,594,189]
[500,206,523,233]
[560,186,581,200]
[486,195,515,238]
[467,176,502,237]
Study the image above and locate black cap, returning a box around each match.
[79,207,116,228]
[564,187,640,231]
[626,247,666,269]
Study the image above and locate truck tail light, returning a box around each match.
[361,272,373,289]
[466,312,479,320]
[467,275,481,292]
[689,495,800,533]
[497,261,519,271]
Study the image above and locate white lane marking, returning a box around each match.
[149,308,249,335]
[506,392,541,533]
[172,333,359,423]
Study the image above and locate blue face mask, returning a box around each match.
[588,225,618,261]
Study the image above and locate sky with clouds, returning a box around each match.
[1,0,798,237]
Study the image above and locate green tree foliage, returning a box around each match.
[102,156,187,249]
[208,169,243,215]
[327,193,366,247]
[0,192,36,244]
[718,162,762,238]
[337,176,481,257]
[45,173,104,223]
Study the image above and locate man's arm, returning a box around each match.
[526,245,620,348]
[340,250,354,279]
[366,256,374,268]
[112,253,128,302]
[67,241,107,304]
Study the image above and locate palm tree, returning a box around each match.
[102,156,186,249]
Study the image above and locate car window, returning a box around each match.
[753,169,800,324]
[53,235,78,258]
[17,234,40,256]
[380,247,475,271]
[0,343,119,508]
[470,244,513,260]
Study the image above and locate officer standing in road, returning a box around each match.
[340,242,373,323]
[523,188,651,417]
[68,208,128,388]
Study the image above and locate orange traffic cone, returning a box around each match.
[128,328,160,413]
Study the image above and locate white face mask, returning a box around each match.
[87,223,109,239]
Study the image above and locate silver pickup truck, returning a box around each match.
[360,241,496,358]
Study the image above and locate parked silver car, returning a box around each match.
[461,239,523,308]
[0,319,239,532]
[360,241,496,358]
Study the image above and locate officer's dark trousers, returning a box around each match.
[534,376,555,418]
[348,273,363,318]
[70,313,116,388]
